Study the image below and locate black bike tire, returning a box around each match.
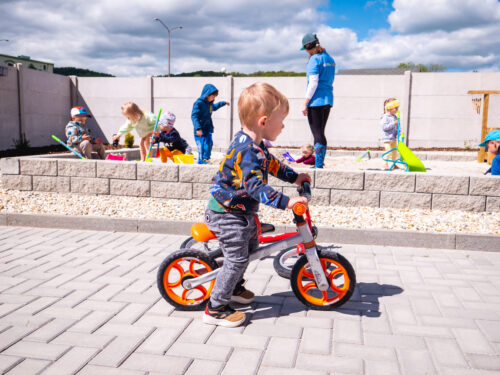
[273,247,301,279]
[290,250,356,310]
[156,249,218,311]
[180,236,224,259]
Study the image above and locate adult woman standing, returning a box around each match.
[301,33,335,168]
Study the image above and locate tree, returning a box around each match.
[54,67,114,77]
[397,62,446,72]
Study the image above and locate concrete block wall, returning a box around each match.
[2,156,499,212]
[2,69,500,151]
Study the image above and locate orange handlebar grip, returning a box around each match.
[293,202,307,216]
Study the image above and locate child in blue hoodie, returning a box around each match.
[191,84,229,164]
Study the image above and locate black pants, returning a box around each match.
[307,105,331,145]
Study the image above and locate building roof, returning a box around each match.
[0,53,54,66]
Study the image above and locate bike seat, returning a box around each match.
[260,223,275,233]
[191,223,217,242]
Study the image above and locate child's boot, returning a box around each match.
[231,279,254,304]
[314,143,327,168]
[203,301,246,327]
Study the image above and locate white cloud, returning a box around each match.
[389,0,500,34]
[0,0,499,76]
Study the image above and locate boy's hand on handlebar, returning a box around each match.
[287,196,308,209]
[295,173,311,186]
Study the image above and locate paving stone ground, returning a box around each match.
[0,225,499,375]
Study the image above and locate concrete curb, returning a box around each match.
[0,212,498,251]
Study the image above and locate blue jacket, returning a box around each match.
[191,84,227,136]
[152,128,189,154]
[209,130,298,214]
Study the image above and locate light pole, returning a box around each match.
[153,18,183,77]
[0,39,9,42]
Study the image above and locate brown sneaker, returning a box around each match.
[231,283,255,304]
[203,303,246,327]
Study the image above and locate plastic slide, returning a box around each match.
[397,142,426,172]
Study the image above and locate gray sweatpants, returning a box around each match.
[205,208,259,308]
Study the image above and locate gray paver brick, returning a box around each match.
[5,358,51,375]
[167,342,232,361]
[40,346,99,375]
[77,365,146,375]
[4,341,70,361]
[296,353,364,374]
[300,327,331,355]
[333,318,362,344]
[177,320,216,344]
[258,368,328,375]
[52,331,115,349]
[136,327,185,355]
[120,353,191,374]
[185,359,224,375]
[334,342,397,361]
[426,337,469,368]
[222,348,263,375]
[90,334,152,367]
[0,354,23,374]
[25,318,77,343]
[261,337,298,367]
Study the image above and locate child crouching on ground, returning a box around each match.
[295,144,315,165]
[112,102,157,162]
[479,130,500,176]
[381,98,399,170]
[66,107,106,159]
[152,111,192,154]
[203,82,310,327]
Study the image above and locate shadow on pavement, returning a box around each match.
[245,282,403,321]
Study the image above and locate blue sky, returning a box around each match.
[323,0,393,39]
[0,0,499,76]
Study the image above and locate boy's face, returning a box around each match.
[261,105,286,142]
[301,146,312,156]
[206,93,217,102]
[160,124,173,133]
[123,110,140,122]
[389,107,398,115]
[73,115,87,124]
[486,140,500,155]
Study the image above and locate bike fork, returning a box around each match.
[296,223,329,291]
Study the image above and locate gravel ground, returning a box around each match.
[1,184,498,235]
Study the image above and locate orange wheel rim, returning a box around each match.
[296,259,350,306]
[162,257,215,305]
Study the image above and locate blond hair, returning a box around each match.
[238,82,289,127]
[121,102,144,121]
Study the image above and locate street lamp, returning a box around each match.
[153,18,183,77]
[0,39,9,42]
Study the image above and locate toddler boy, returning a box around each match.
[65,107,105,159]
[152,111,191,154]
[203,82,310,327]
[191,84,229,164]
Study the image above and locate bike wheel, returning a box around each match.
[180,236,223,259]
[273,246,302,279]
[290,250,356,310]
[157,249,218,311]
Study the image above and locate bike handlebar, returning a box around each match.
[297,181,311,198]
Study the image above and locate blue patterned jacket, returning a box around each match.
[210,130,298,213]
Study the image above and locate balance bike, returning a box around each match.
[156,182,356,311]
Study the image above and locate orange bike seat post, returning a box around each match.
[191,223,217,242]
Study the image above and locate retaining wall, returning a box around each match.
[1,156,499,212]
[2,67,500,151]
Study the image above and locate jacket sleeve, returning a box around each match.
[65,123,82,146]
[191,101,202,131]
[268,153,299,184]
[381,115,396,132]
[240,149,291,210]
[116,120,135,137]
[295,156,305,163]
[213,101,227,111]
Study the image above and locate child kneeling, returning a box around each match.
[152,111,192,155]
[203,82,310,327]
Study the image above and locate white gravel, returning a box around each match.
[1,184,498,235]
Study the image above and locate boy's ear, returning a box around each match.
[257,115,267,129]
